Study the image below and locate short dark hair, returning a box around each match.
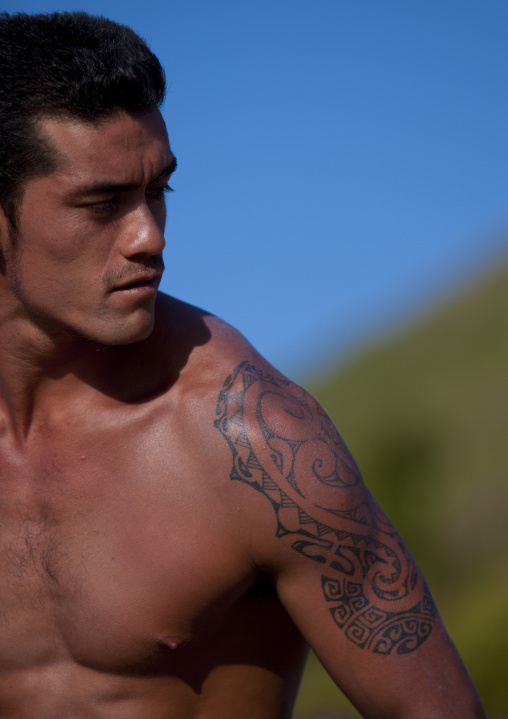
[0,11,166,231]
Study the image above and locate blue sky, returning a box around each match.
[8,0,508,378]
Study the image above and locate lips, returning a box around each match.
[112,272,162,291]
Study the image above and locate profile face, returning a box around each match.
[1,109,176,346]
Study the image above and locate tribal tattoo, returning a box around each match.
[215,361,436,655]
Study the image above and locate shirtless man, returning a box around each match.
[0,10,485,719]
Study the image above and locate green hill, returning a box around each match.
[294,258,508,719]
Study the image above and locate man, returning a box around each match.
[0,11,485,718]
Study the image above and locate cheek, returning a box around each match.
[7,230,107,308]
[29,223,113,278]
[37,218,91,264]
[19,196,106,263]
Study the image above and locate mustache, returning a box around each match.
[104,256,165,290]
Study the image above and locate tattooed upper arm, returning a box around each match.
[215,361,436,657]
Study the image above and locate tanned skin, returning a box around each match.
[0,109,485,718]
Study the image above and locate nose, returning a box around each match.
[119,203,166,259]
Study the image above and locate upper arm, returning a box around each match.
[215,360,485,718]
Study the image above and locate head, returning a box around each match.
[0,11,166,236]
[0,12,175,347]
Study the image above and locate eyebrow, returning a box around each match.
[72,156,178,197]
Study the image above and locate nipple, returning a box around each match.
[160,634,186,650]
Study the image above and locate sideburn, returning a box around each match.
[0,210,17,277]
[0,221,23,298]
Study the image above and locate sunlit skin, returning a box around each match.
[1,110,174,351]
[0,111,486,718]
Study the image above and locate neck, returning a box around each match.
[0,299,121,441]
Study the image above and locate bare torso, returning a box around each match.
[0,297,307,718]
[0,294,487,719]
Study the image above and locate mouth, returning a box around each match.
[111,272,162,293]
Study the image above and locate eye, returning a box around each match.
[87,197,119,213]
[148,183,174,201]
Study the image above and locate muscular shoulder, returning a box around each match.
[214,360,364,522]
[154,297,370,523]
[155,295,361,515]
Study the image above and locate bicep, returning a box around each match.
[215,361,484,718]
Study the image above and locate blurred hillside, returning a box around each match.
[294,256,508,719]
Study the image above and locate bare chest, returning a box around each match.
[0,435,255,675]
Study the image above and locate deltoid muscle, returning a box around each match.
[215,361,436,655]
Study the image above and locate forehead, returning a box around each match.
[37,110,173,184]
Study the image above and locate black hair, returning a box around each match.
[0,11,166,231]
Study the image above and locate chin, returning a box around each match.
[84,313,156,347]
